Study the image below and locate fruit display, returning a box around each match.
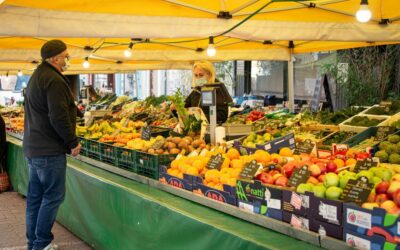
[365,101,400,115]
[241,131,275,148]
[294,129,333,143]
[226,109,265,125]
[316,106,367,125]
[350,137,377,151]
[319,131,357,149]
[344,116,383,127]
[375,134,400,164]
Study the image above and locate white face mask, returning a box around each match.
[61,57,70,71]
[194,78,208,87]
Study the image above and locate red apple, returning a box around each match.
[375,193,390,204]
[375,181,390,195]
[318,174,326,183]
[316,162,327,174]
[256,172,274,185]
[307,176,319,185]
[388,181,400,197]
[380,200,397,213]
[309,164,321,177]
[326,161,338,173]
[269,170,279,176]
[272,173,284,182]
[275,176,289,187]
[367,192,376,202]
[393,189,400,207]
[282,164,295,178]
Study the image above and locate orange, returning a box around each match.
[254,150,271,164]
[227,178,237,187]
[345,158,357,166]
[226,148,240,160]
[177,172,184,179]
[221,157,230,169]
[279,147,293,157]
[179,163,191,173]
[220,173,231,184]
[270,153,280,161]
[170,159,180,170]
[186,166,199,176]
[214,183,224,191]
[333,158,345,168]
[231,168,242,178]
[231,159,244,169]
[192,159,205,171]
[206,182,216,188]
[205,169,220,183]
[167,168,179,177]
[185,156,197,165]
[220,168,230,174]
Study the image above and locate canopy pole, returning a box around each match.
[288,50,295,113]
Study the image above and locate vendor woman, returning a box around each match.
[181,60,232,124]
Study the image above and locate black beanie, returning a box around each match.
[41,40,67,59]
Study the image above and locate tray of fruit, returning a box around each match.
[339,115,389,133]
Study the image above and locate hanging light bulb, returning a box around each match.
[83,57,90,68]
[206,36,216,57]
[124,42,133,58]
[17,70,23,77]
[356,0,371,23]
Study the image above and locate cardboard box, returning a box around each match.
[310,193,343,226]
[344,229,400,250]
[159,165,195,191]
[282,189,311,217]
[282,211,309,230]
[310,218,343,240]
[192,179,237,206]
[236,180,283,221]
[343,203,400,244]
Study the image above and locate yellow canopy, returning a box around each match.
[0,0,399,74]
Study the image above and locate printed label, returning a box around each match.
[268,198,281,210]
[238,201,254,213]
[264,143,272,151]
[301,194,310,209]
[346,208,371,229]
[290,215,303,229]
[319,203,338,223]
[318,226,327,238]
[346,233,371,250]
[398,222,400,235]
[291,192,302,210]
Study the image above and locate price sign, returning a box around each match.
[239,160,259,181]
[206,154,224,170]
[340,176,374,205]
[353,158,378,173]
[380,101,392,113]
[294,140,315,155]
[141,125,151,140]
[375,126,394,142]
[152,139,165,150]
[288,165,311,188]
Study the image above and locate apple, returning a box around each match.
[307,176,319,185]
[296,183,314,194]
[375,181,390,194]
[387,181,400,197]
[371,176,382,186]
[269,170,279,176]
[324,173,339,187]
[272,173,284,182]
[393,189,400,207]
[339,175,357,189]
[380,200,397,213]
[325,186,343,200]
[361,202,379,210]
[326,161,337,173]
[368,167,378,175]
[375,168,392,182]
[316,162,327,174]
[312,185,326,198]
[308,164,321,177]
[318,174,326,183]
[391,174,400,183]
[282,164,295,178]
[375,193,390,204]
[356,170,374,183]
[274,176,288,187]
[256,172,274,185]
[367,192,376,203]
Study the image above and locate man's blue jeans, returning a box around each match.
[26,154,66,250]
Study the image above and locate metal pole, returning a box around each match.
[288,52,295,112]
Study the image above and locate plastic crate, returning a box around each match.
[86,139,101,160]
[78,137,88,156]
[115,146,136,171]
[339,115,389,133]
[99,142,116,165]
[135,151,176,179]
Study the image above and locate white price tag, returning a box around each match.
[238,202,254,213]
[319,202,338,223]
[291,193,302,210]
[264,143,272,150]
[268,198,281,210]
[346,208,371,229]
[346,233,371,250]
[301,194,310,209]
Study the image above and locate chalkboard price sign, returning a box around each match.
[294,140,315,155]
[239,160,260,181]
[340,176,374,205]
[288,165,311,188]
[206,154,224,170]
[375,126,394,142]
[353,158,378,173]
[141,125,152,140]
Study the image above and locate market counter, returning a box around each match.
[6,137,322,250]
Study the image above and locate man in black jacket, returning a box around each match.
[23,40,81,250]
[0,115,5,170]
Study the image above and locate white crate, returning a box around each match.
[339,115,389,133]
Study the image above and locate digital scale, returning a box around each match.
[201,86,217,144]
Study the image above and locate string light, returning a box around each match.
[206,36,216,57]
[83,57,90,68]
[124,42,133,58]
[17,70,23,77]
[356,0,371,23]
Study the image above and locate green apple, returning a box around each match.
[312,185,326,198]
[325,186,343,200]
[340,175,357,189]
[375,168,393,181]
[324,173,339,187]
[368,167,378,175]
[356,170,374,182]
[338,170,350,178]
[296,183,314,194]
[371,176,382,186]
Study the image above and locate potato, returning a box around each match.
[169,148,181,155]
[156,148,164,154]
[178,141,188,149]
[168,142,177,150]
[171,137,182,145]
[183,136,193,144]
[188,146,195,152]
[148,148,155,154]
[163,142,169,149]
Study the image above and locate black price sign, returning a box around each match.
[294,140,315,155]
[206,154,224,170]
[380,101,392,113]
[340,176,374,205]
[141,126,151,140]
[375,126,394,142]
[152,139,165,150]
[239,160,259,181]
[353,158,378,173]
[288,165,311,188]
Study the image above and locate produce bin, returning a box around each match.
[135,151,176,179]
[86,139,101,161]
[115,146,136,171]
[339,115,389,133]
[99,142,116,165]
[192,179,237,206]
[159,165,196,191]
[233,132,295,155]
[344,229,400,250]
[78,137,88,156]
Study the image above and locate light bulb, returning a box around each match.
[124,48,132,58]
[356,1,371,23]
[207,44,216,57]
[17,70,23,77]
[83,58,90,68]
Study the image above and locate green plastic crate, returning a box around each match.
[86,139,101,161]
[78,137,88,156]
[135,151,176,179]
[115,146,136,171]
[99,142,116,165]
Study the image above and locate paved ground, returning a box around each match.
[0,192,92,250]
